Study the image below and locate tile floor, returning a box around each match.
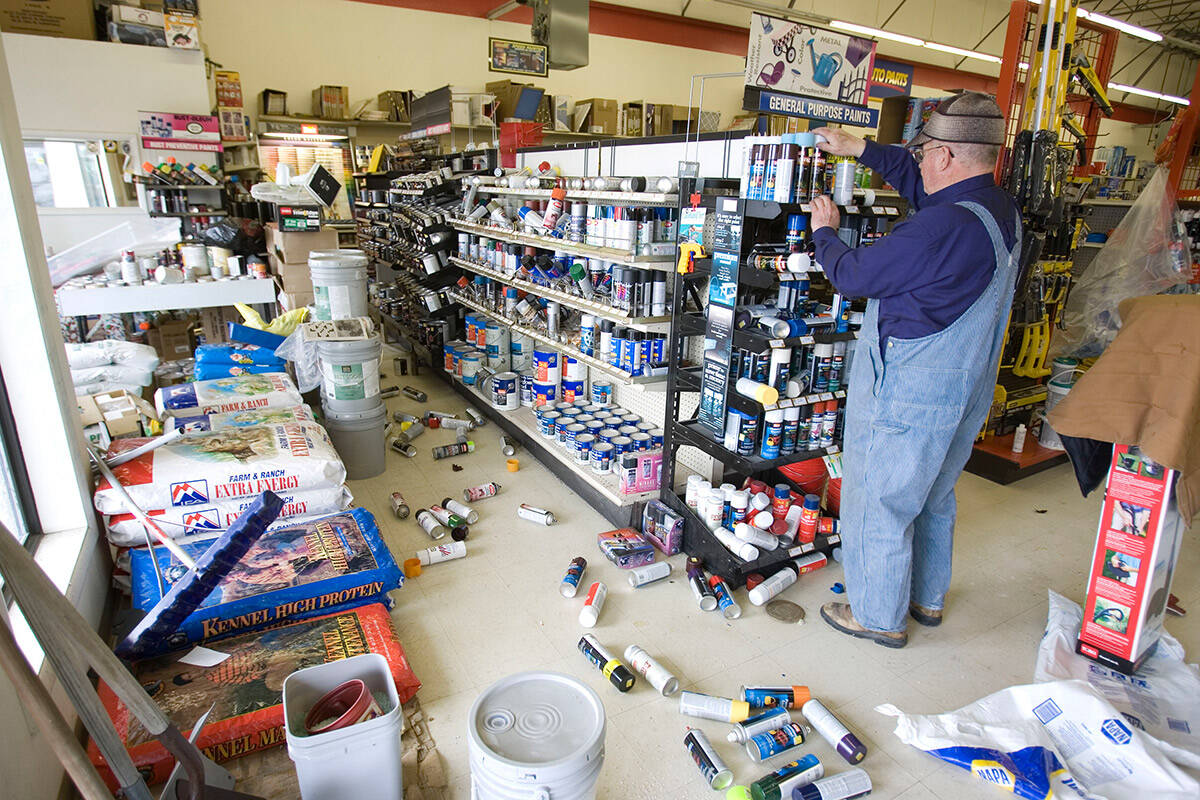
[352,353,1200,800]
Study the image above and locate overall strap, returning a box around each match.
[955,200,1014,269]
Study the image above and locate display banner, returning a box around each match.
[744,12,876,106]
[139,112,221,152]
[698,197,744,437]
[753,89,880,128]
[869,58,914,98]
[488,37,549,77]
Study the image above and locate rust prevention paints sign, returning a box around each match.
[744,13,877,107]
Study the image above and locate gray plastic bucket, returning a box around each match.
[318,336,382,412]
[309,249,370,320]
[323,402,387,479]
[468,671,605,800]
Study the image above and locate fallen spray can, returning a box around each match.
[686,560,717,611]
[792,768,871,800]
[440,497,478,523]
[418,541,466,566]
[709,574,742,619]
[743,685,812,710]
[745,722,811,762]
[440,417,474,431]
[560,556,587,598]
[517,503,555,525]
[465,407,487,427]
[380,386,400,398]
[390,492,410,520]
[464,482,501,501]
[577,634,635,692]
[727,707,791,744]
[500,435,518,457]
[623,644,678,696]
[627,561,670,588]
[432,441,474,460]
[414,509,447,540]
[428,504,469,541]
[679,691,751,723]
[747,755,824,800]
[401,386,427,402]
[578,581,607,627]
[683,727,733,790]
[801,698,867,765]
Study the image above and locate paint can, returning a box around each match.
[562,354,587,382]
[517,503,556,526]
[617,424,639,437]
[443,342,461,373]
[533,381,558,406]
[509,333,533,372]
[467,672,605,800]
[1050,356,1081,385]
[490,371,520,411]
[555,417,574,446]
[578,581,606,626]
[574,433,595,464]
[649,428,664,448]
[578,634,635,692]
[630,432,652,452]
[590,442,614,474]
[464,482,501,502]
[564,422,586,449]
[683,728,733,790]
[623,645,678,696]
[590,381,613,406]
[532,348,560,383]
[538,411,561,438]
[597,428,619,445]
[627,562,671,588]
[611,435,633,455]
[484,321,510,363]
[584,419,605,436]
[519,373,535,407]
[560,556,587,598]
[561,379,586,403]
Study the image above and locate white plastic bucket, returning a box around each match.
[469,672,605,800]
[1039,378,1072,451]
[284,653,404,800]
[317,337,382,412]
[1050,357,1081,385]
[310,249,370,321]
[323,403,387,479]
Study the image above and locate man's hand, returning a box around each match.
[812,126,866,158]
[810,195,840,232]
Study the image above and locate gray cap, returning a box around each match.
[909,91,1005,148]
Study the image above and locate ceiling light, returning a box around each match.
[1082,10,1163,41]
[922,41,1003,63]
[1108,82,1190,105]
[829,20,925,48]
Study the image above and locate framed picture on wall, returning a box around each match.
[488,37,549,78]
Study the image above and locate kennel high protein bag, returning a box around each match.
[94,423,346,515]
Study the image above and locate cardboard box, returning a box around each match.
[551,95,571,131]
[269,259,314,294]
[275,205,322,232]
[642,499,682,556]
[376,90,411,122]
[312,85,349,120]
[199,307,240,345]
[575,98,618,135]
[278,290,315,313]
[620,102,644,137]
[596,528,656,569]
[486,80,544,122]
[265,223,338,264]
[107,19,164,46]
[164,11,198,50]
[1076,444,1186,675]
[151,315,197,360]
[618,449,662,495]
[0,0,93,39]
[110,4,162,27]
[78,389,157,442]
[261,89,288,116]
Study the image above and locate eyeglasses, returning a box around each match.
[908,143,953,165]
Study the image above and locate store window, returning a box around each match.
[0,368,37,548]
[22,138,138,209]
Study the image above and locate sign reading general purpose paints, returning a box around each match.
[869,58,914,98]
[756,90,881,128]
[138,112,221,152]
[488,37,549,78]
[744,12,877,107]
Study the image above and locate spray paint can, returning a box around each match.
[433,441,474,459]
[683,728,733,791]
[440,417,474,431]
[679,691,752,723]
[772,484,791,521]
[801,698,867,764]
[499,435,518,456]
[578,634,636,692]
[623,645,679,696]
[401,386,427,402]
[627,561,670,588]
[414,509,447,540]
[746,722,811,762]
[735,522,779,551]
[428,505,469,541]
[747,565,798,606]
[578,581,607,627]
[743,685,812,710]
[792,768,872,800]
[798,494,821,544]
[726,707,791,744]
[686,562,718,611]
[387,436,417,458]
[709,574,742,619]
[464,481,501,501]
[418,541,466,566]
[390,492,410,519]
[560,556,587,598]
[465,407,487,427]
[379,386,400,399]
[440,498,479,523]
[517,503,555,525]
[747,755,824,800]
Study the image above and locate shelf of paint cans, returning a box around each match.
[449,219,674,269]
[671,419,838,475]
[472,185,679,207]
[660,487,839,589]
[742,198,904,221]
[439,373,662,510]
[448,257,672,332]
[447,291,667,387]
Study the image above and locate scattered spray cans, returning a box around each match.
[679,691,751,723]
[465,407,487,427]
[433,441,474,459]
[401,386,427,402]
[560,556,587,598]
[746,722,811,762]
[577,634,636,692]
[517,503,556,525]
[440,497,478,523]
[743,685,812,710]
[579,581,607,627]
[686,560,717,612]
[464,482,501,501]
[683,728,733,791]
[428,504,469,541]
[623,645,679,696]
[379,386,400,399]
[414,509,447,540]
[727,707,791,744]
[709,574,742,619]
[390,492,410,519]
[792,768,871,800]
[499,435,518,456]
[418,541,466,566]
[627,561,671,588]
[439,417,474,431]
[802,698,867,765]
[747,755,824,800]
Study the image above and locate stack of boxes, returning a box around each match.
[266,223,339,312]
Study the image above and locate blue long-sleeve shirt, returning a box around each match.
[813,140,1020,346]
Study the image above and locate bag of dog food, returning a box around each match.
[166,404,317,434]
[153,373,303,417]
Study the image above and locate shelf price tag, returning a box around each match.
[826,534,841,545]
[801,336,815,345]
[826,444,840,454]
[788,543,814,557]
[845,206,859,214]
[884,207,899,215]
[820,392,834,401]
[769,338,785,348]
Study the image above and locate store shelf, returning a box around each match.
[731,326,855,352]
[148,210,228,218]
[671,419,836,474]
[56,278,276,316]
[448,257,670,331]
[744,198,905,220]
[1082,198,1135,206]
[449,219,674,269]
[434,370,656,528]
[474,185,679,206]
[447,291,666,386]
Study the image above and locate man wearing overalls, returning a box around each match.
[808,92,1021,648]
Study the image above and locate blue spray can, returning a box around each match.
[745,721,811,762]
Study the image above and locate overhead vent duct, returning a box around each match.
[530,0,589,70]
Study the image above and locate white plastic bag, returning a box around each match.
[1036,590,1200,770]
[71,364,155,389]
[275,327,322,393]
[878,679,1198,799]
[66,339,160,371]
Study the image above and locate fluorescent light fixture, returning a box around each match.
[923,41,1003,63]
[1108,82,1189,105]
[1082,10,1163,41]
[830,20,926,48]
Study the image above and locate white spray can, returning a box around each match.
[418,541,466,566]
[623,644,679,696]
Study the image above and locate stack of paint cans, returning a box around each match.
[316,334,387,480]
[532,402,663,477]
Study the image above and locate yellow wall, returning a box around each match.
[200,0,747,130]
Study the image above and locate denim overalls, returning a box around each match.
[840,201,1022,633]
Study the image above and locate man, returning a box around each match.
[807,92,1021,648]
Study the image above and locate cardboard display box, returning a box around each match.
[269,259,314,294]
[164,11,198,49]
[551,95,571,131]
[312,85,349,120]
[486,80,544,122]
[275,204,322,232]
[265,222,338,264]
[620,101,644,137]
[377,90,411,122]
[199,307,240,345]
[79,389,157,448]
[148,315,197,360]
[1076,444,1186,675]
[278,290,315,313]
[0,0,93,39]
[575,98,618,135]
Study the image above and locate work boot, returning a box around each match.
[820,602,907,648]
[909,603,943,627]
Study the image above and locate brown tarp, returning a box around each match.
[1048,295,1200,520]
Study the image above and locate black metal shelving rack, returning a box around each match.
[660,177,902,588]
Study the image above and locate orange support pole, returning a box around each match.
[1167,60,1200,198]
